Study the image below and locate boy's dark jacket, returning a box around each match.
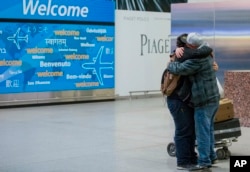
[162,45,213,106]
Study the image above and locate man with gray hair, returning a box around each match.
[167,32,220,171]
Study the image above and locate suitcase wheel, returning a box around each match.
[216,147,231,160]
[167,142,176,157]
[216,149,225,160]
[223,147,231,159]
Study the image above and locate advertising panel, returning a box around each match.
[0,22,114,94]
[116,0,187,12]
[115,10,170,96]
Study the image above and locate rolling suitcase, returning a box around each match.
[167,118,242,159]
[214,118,241,141]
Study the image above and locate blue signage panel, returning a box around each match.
[0,22,114,93]
[0,0,115,22]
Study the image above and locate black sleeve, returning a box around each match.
[177,46,213,62]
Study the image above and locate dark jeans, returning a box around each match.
[166,97,197,166]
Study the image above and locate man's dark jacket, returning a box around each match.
[167,46,220,107]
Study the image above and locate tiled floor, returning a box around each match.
[0,97,249,172]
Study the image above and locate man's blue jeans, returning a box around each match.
[194,102,219,166]
[166,97,197,166]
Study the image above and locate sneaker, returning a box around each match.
[212,159,219,164]
[177,164,194,170]
[188,165,210,171]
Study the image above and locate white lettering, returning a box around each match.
[47,0,52,15]
[79,74,91,79]
[37,4,46,15]
[35,81,51,85]
[66,74,92,80]
[81,42,95,47]
[32,55,45,59]
[234,160,247,167]
[40,61,71,67]
[45,39,67,46]
[58,48,78,52]
[23,0,89,18]
[23,0,39,15]
[58,5,67,16]
[28,81,34,85]
[51,5,57,16]
[9,70,23,75]
[104,74,113,78]
[242,160,247,166]
[86,28,107,34]
[66,74,78,79]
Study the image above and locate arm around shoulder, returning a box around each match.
[167,59,201,75]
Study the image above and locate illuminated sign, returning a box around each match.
[23,0,89,18]
[0,0,114,22]
[0,22,114,93]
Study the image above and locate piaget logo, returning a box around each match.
[23,0,89,18]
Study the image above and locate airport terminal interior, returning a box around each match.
[0,96,249,172]
[1,1,250,172]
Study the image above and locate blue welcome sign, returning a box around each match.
[0,0,115,94]
[0,0,115,22]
